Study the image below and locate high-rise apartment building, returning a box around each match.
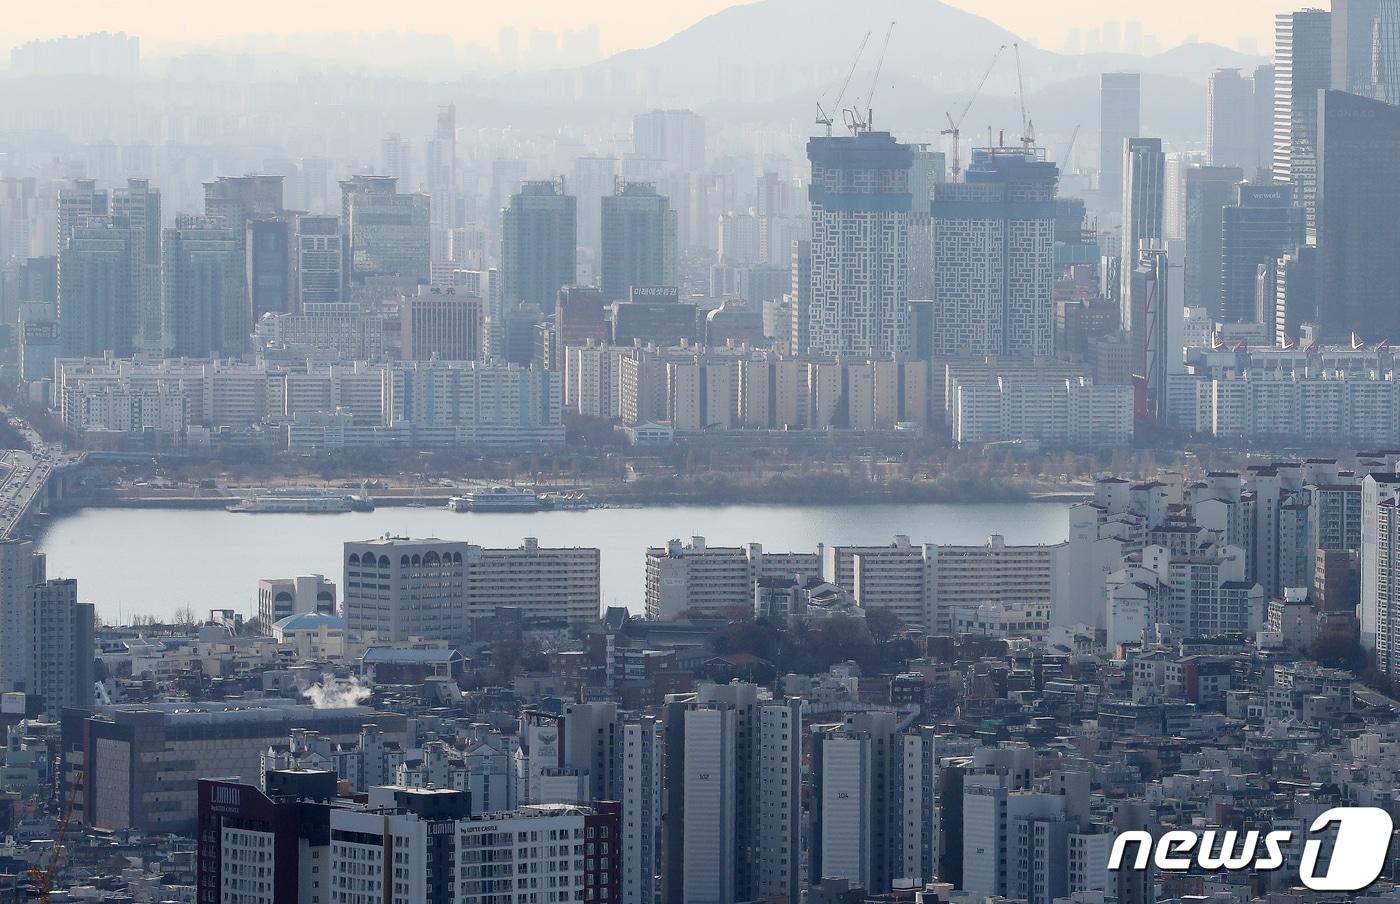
[601,182,677,304]
[1098,73,1140,212]
[931,146,1058,359]
[805,131,912,357]
[161,218,246,357]
[57,178,108,256]
[329,788,621,904]
[196,771,343,904]
[621,715,662,904]
[519,702,621,806]
[811,713,939,897]
[58,217,138,357]
[644,537,821,620]
[110,178,162,351]
[1274,9,1332,236]
[1220,182,1304,325]
[501,180,577,313]
[0,538,92,718]
[661,682,801,904]
[1316,90,1400,343]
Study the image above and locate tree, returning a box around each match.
[864,607,903,643]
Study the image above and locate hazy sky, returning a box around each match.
[1,0,1294,56]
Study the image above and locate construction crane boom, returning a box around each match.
[854,20,897,133]
[1061,124,1081,170]
[940,43,1006,179]
[31,771,83,904]
[1012,42,1035,149]
[817,30,872,137]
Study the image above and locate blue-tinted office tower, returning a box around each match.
[1316,90,1400,342]
[1220,182,1304,324]
[931,147,1058,358]
[805,132,913,357]
[1183,165,1243,316]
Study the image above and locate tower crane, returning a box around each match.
[846,20,896,134]
[941,43,1006,179]
[30,771,83,904]
[817,30,872,137]
[1012,42,1035,150]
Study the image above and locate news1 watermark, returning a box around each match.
[1108,807,1395,892]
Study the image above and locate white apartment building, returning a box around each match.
[344,536,600,643]
[805,132,911,358]
[951,376,1133,447]
[0,539,93,718]
[330,788,619,904]
[825,534,1063,633]
[644,537,821,619]
[811,711,934,897]
[621,716,661,904]
[562,343,930,432]
[55,355,563,448]
[817,732,874,888]
[962,772,1012,897]
[756,697,802,902]
[681,704,736,904]
[1176,344,1400,444]
[664,682,801,904]
[1109,544,1265,643]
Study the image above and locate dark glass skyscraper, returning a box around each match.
[340,174,431,287]
[1183,166,1243,318]
[1119,137,1164,329]
[1220,183,1305,324]
[1316,90,1400,342]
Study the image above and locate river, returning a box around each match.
[36,501,1072,623]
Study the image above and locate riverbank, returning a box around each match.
[39,500,1074,623]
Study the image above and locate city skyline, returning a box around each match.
[0,0,1302,60]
